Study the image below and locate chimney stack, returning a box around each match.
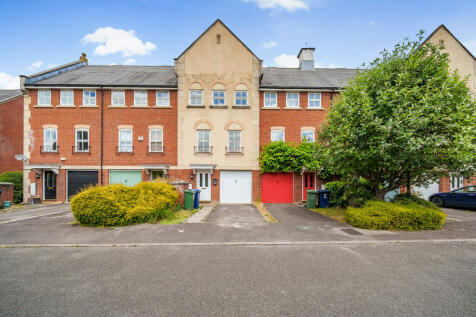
[297,48,315,71]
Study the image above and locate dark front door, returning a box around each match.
[302,172,315,200]
[67,171,98,200]
[44,171,57,200]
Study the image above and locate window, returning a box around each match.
[308,93,321,108]
[190,90,203,105]
[235,91,248,106]
[151,170,164,180]
[156,91,170,106]
[212,90,225,105]
[149,129,163,152]
[450,175,464,190]
[286,92,299,108]
[271,130,284,142]
[301,131,315,142]
[111,91,125,106]
[83,90,96,106]
[75,129,89,152]
[228,130,242,153]
[118,129,133,152]
[264,92,277,107]
[60,90,74,106]
[197,129,210,152]
[43,128,57,152]
[38,90,51,106]
[134,91,147,106]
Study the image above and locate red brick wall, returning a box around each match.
[0,95,23,173]
[28,89,178,170]
[0,183,14,205]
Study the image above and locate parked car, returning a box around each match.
[429,186,476,209]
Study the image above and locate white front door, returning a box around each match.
[197,172,211,201]
[220,171,252,203]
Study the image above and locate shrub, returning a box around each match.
[392,193,439,209]
[346,201,446,231]
[0,171,23,204]
[325,178,374,207]
[71,181,179,226]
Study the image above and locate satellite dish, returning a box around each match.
[14,154,27,161]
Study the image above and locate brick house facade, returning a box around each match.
[0,90,23,174]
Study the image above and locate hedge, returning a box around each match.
[71,181,179,226]
[0,171,23,204]
[325,178,374,208]
[346,201,446,231]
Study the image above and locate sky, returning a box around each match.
[1,0,475,89]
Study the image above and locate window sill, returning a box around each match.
[187,104,205,108]
[261,107,279,110]
[210,105,228,109]
[225,152,244,155]
[131,106,150,109]
[284,107,302,110]
[79,105,98,108]
[108,105,127,108]
[153,105,172,109]
[34,105,53,108]
[306,107,325,111]
[57,105,76,108]
[232,105,250,109]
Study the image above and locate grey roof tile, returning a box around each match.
[0,89,22,103]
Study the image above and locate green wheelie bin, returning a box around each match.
[184,190,194,210]
[306,190,318,208]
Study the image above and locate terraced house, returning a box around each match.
[20,19,353,203]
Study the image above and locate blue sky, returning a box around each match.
[1,0,475,89]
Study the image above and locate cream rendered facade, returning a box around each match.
[174,20,262,172]
[425,25,476,97]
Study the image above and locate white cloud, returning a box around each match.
[370,20,376,26]
[27,60,43,71]
[463,39,476,56]
[81,27,156,57]
[123,58,136,65]
[263,41,277,48]
[274,53,299,67]
[109,62,118,65]
[0,72,20,89]
[243,0,309,11]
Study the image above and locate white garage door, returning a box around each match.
[220,171,252,203]
[413,182,440,200]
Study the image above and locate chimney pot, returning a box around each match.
[297,48,315,71]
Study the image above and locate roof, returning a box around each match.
[260,67,358,89]
[0,89,22,103]
[26,65,177,88]
[175,19,261,61]
[423,24,476,61]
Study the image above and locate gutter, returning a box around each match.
[24,85,178,90]
[100,86,104,185]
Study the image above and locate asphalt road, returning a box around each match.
[1,242,475,316]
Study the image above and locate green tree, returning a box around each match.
[259,141,320,173]
[319,32,476,200]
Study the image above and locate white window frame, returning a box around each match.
[308,92,322,108]
[271,130,285,142]
[149,129,164,152]
[286,92,299,108]
[234,90,248,106]
[301,131,315,142]
[38,90,51,106]
[118,129,133,152]
[228,130,242,153]
[134,91,148,107]
[197,129,211,152]
[111,91,125,106]
[75,128,89,152]
[264,92,277,108]
[156,91,170,107]
[190,90,203,105]
[83,90,96,106]
[43,128,57,152]
[60,90,74,106]
[212,90,225,105]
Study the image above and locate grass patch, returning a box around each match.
[311,207,347,223]
[159,209,196,224]
[254,201,278,223]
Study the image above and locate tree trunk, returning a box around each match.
[406,171,411,197]
[375,188,386,201]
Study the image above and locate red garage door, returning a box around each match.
[261,173,293,203]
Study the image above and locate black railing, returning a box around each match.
[116,145,134,154]
[226,146,244,154]
[40,145,59,154]
[147,145,165,153]
[194,146,213,154]
[72,146,91,154]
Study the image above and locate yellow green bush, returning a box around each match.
[71,182,179,226]
[346,201,446,231]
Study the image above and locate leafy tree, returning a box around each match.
[0,171,23,204]
[259,141,320,173]
[319,32,476,200]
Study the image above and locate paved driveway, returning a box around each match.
[266,204,337,224]
[205,204,264,223]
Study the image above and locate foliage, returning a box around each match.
[346,200,446,230]
[319,31,476,200]
[325,178,374,207]
[0,171,23,204]
[259,141,320,173]
[392,193,439,210]
[71,181,179,226]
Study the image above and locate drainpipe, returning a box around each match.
[100,86,104,185]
